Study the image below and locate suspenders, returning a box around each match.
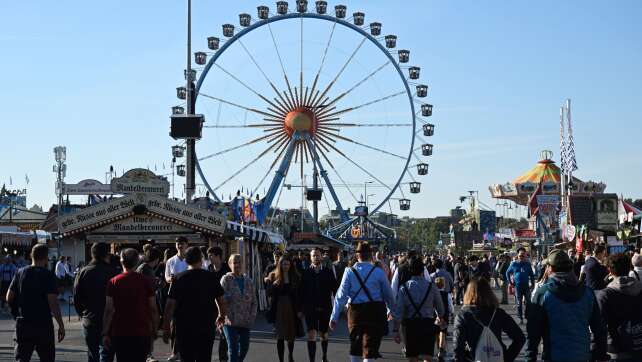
[402,281,433,319]
[350,266,377,302]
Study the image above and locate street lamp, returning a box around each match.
[364,181,373,203]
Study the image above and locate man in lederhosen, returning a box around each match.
[330,242,396,362]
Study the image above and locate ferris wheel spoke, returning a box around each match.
[252,138,291,196]
[311,37,367,109]
[237,39,291,114]
[211,135,284,192]
[212,63,286,116]
[308,21,338,106]
[320,122,412,127]
[299,16,304,110]
[198,130,282,162]
[319,61,391,111]
[266,21,298,110]
[204,123,279,128]
[317,90,406,120]
[317,130,406,160]
[199,93,282,119]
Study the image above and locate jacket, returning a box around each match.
[582,256,608,290]
[595,276,642,360]
[73,261,118,325]
[454,306,525,362]
[220,273,257,328]
[505,261,534,287]
[526,272,608,362]
[300,265,336,313]
[266,279,302,324]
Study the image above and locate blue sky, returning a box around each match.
[1,0,641,218]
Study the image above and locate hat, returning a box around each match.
[547,249,573,271]
[355,242,371,254]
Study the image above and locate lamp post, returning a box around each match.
[184,0,196,203]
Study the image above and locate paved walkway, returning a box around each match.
[0,286,530,361]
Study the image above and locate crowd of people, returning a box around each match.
[3,239,642,362]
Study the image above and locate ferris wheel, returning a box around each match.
[173,1,435,225]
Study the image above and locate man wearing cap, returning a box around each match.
[329,242,395,362]
[526,249,608,362]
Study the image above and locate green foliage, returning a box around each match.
[393,218,451,250]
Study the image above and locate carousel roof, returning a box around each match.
[513,158,561,185]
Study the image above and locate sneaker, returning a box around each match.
[146,358,158,362]
[167,355,179,362]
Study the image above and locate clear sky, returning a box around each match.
[1,0,641,218]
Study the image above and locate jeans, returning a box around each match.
[514,284,530,319]
[224,326,250,362]
[82,320,114,362]
[14,319,55,362]
[218,328,229,360]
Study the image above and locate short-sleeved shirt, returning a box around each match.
[168,268,225,337]
[9,266,57,326]
[164,255,188,280]
[106,272,154,337]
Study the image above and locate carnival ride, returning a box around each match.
[489,150,606,206]
[172,1,435,238]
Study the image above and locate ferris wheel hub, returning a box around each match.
[284,107,316,136]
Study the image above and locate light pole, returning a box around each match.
[364,181,373,204]
[184,0,196,203]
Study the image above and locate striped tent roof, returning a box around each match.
[514,159,561,185]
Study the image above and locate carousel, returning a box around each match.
[489,150,606,206]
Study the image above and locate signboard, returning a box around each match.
[93,216,192,234]
[537,195,559,217]
[58,195,137,234]
[62,179,113,195]
[143,194,225,234]
[110,169,170,196]
[606,236,622,246]
[595,196,618,231]
[58,193,226,235]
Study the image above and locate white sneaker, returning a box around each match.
[167,356,179,362]
[147,358,158,362]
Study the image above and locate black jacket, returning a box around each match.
[454,306,525,362]
[300,265,336,313]
[596,276,642,359]
[73,261,118,325]
[583,256,608,290]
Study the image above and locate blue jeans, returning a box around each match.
[82,321,114,362]
[514,284,530,319]
[223,326,250,362]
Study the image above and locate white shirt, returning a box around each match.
[165,254,188,282]
[630,267,642,280]
[55,261,68,278]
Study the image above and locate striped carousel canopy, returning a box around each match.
[514,151,561,185]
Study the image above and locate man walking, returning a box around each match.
[136,246,162,362]
[102,249,158,362]
[526,249,608,362]
[330,242,396,362]
[207,246,231,361]
[164,237,189,361]
[505,248,535,323]
[7,244,65,362]
[596,253,642,361]
[162,247,227,362]
[430,259,454,360]
[301,248,337,362]
[74,242,118,362]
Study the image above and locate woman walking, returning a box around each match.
[453,278,525,362]
[221,254,257,362]
[266,255,304,362]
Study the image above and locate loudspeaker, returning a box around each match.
[170,114,204,139]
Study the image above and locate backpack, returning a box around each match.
[470,309,503,362]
